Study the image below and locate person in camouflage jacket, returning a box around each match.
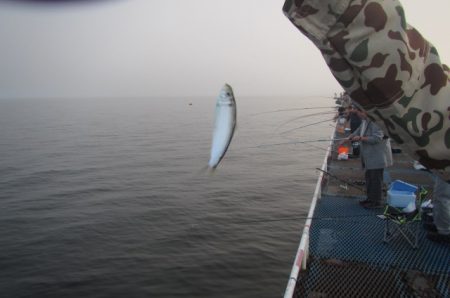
[282,0,449,242]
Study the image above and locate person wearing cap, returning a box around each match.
[282,0,450,243]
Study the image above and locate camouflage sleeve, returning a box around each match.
[283,0,450,180]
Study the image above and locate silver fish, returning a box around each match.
[208,84,237,169]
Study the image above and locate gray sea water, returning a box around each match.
[0,95,334,298]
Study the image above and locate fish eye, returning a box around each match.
[226,92,231,96]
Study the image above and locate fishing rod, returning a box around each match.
[316,168,365,192]
[254,137,348,148]
[303,142,338,154]
[275,111,336,132]
[230,213,379,225]
[280,118,335,135]
[186,213,382,230]
[249,104,335,117]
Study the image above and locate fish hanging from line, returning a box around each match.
[208,84,237,169]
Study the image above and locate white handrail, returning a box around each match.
[283,129,335,298]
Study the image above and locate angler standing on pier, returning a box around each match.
[347,107,393,209]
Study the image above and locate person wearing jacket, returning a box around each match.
[348,108,393,208]
[282,0,449,243]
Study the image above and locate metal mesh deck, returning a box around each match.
[294,194,450,297]
[289,126,449,298]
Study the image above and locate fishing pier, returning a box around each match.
[284,117,450,297]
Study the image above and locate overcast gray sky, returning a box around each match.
[0,0,448,99]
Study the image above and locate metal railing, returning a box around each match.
[283,130,335,298]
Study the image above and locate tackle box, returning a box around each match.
[387,180,418,208]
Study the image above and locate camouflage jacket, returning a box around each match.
[283,0,450,181]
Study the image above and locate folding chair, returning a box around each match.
[383,206,421,248]
[382,186,428,249]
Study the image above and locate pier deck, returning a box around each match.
[290,127,449,297]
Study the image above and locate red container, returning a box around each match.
[338,146,349,155]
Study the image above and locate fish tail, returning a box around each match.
[196,165,217,175]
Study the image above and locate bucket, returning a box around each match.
[351,141,360,156]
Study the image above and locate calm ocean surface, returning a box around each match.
[0,96,334,298]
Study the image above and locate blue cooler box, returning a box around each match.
[387,180,418,208]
